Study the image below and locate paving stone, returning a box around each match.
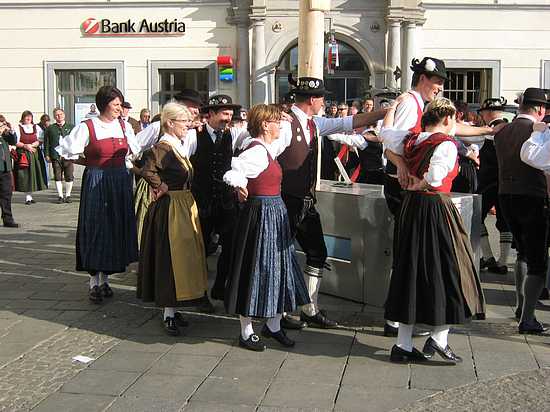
[262,381,338,410]
[106,395,184,411]
[335,385,436,412]
[123,372,203,402]
[60,370,140,396]
[89,350,161,372]
[32,392,115,412]
[114,335,175,353]
[258,407,331,412]
[192,376,269,405]
[342,357,409,388]
[275,357,347,385]
[147,353,220,377]
[169,338,233,356]
[183,400,256,412]
[211,357,282,380]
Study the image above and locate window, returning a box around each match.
[276,40,370,105]
[55,70,116,124]
[158,69,209,106]
[444,69,492,104]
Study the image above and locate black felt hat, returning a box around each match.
[521,88,548,106]
[202,94,241,112]
[174,89,203,106]
[410,57,448,81]
[288,74,331,96]
[478,97,507,112]
[122,101,132,109]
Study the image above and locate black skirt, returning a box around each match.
[385,191,484,326]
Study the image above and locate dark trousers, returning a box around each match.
[499,194,549,277]
[52,158,74,182]
[383,174,403,270]
[199,204,238,292]
[0,171,14,224]
[479,183,509,232]
[282,193,327,269]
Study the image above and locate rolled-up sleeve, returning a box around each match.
[56,122,89,160]
[380,127,408,156]
[521,129,550,172]
[424,141,458,187]
[327,133,367,150]
[136,121,161,152]
[313,115,353,135]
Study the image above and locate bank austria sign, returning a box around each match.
[81,17,186,37]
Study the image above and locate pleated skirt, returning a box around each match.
[384,191,485,326]
[137,190,208,306]
[14,149,47,193]
[76,166,138,273]
[225,195,310,318]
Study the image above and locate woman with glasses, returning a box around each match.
[137,102,208,336]
[223,104,310,351]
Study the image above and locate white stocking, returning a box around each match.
[266,314,282,332]
[396,323,414,352]
[239,316,254,340]
[431,325,449,348]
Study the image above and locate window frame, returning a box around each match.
[442,60,500,103]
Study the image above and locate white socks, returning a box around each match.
[396,323,413,352]
[55,181,63,197]
[65,181,73,197]
[498,232,513,266]
[480,224,493,259]
[25,193,33,202]
[431,325,450,348]
[386,320,399,328]
[164,307,175,320]
[99,272,109,285]
[89,274,99,288]
[266,314,282,332]
[302,265,322,316]
[239,316,254,340]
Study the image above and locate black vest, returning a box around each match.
[190,127,234,209]
[278,112,318,199]
[477,118,506,191]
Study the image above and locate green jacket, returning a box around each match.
[0,131,15,173]
[44,122,74,160]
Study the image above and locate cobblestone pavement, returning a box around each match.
[1,179,550,411]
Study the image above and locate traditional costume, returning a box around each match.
[0,130,17,227]
[44,121,75,203]
[14,123,47,203]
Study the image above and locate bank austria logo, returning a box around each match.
[81,17,186,37]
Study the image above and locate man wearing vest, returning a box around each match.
[0,118,17,227]
[382,57,494,337]
[191,95,247,302]
[277,76,387,329]
[476,98,512,275]
[494,87,549,334]
[44,108,75,203]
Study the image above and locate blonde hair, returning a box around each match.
[421,98,456,129]
[161,102,192,132]
[247,104,282,138]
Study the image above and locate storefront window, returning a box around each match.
[444,69,492,104]
[158,69,209,106]
[55,70,116,124]
[276,40,370,105]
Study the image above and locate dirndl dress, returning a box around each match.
[14,124,47,193]
[225,141,310,318]
[75,119,138,274]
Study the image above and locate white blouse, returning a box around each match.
[223,139,276,188]
[380,128,457,187]
[15,123,44,143]
[56,117,139,164]
[520,126,550,173]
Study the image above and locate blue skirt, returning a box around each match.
[76,166,138,274]
[225,195,310,318]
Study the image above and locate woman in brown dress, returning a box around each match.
[137,102,208,336]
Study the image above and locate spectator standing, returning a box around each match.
[0,115,18,227]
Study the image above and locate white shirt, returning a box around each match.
[223,139,276,188]
[15,123,44,143]
[393,90,424,131]
[380,128,457,187]
[56,117,139,165]
[520,125,550,173]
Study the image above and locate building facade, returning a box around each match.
[0,0,549,123]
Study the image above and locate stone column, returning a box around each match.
[252,18,268,104]
[236,21,251,108]
[401,20,417,91]
[386,18,401,89]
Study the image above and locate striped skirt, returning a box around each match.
[76,166,138,274]
[225,195,310,318]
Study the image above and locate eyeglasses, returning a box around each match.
[172,119,190,123]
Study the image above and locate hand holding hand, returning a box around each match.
[407,175,427,191]
[236,186,248,203]
[397,164,410,189]
[153,183,169,200]
[25,144,36,153]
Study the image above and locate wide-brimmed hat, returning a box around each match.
[288,74,331,96]
[122,101,132,109]
[202,94,241,112]
[521,87,548,106]
[478,97,507,113]
[231,108,247,122]
[174,89,203,106]
[410,57,448,81]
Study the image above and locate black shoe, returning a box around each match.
[383,323,430,337]
[57,197,64,204]
[210,288,225,301]
[174,312,189,327]
[30,199,36,204]
[300,310,338,329]
[422,337,462,363]
[89,286,103,304]
[25,200,31,205]
[238,334,265,352]
[487,262,508,275]
[389,345,428,363]
[515,307,522,321]
[164,316,180,336]
[261,324,295,347]
[281,314,307,330]
[99,283,113,298]
[519,318,548,335]
[480,257,497,270]
[3,221,19,228]
[64,196,72,203]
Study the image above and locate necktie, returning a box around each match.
[214,129,223,144]
[307,119,316,145]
